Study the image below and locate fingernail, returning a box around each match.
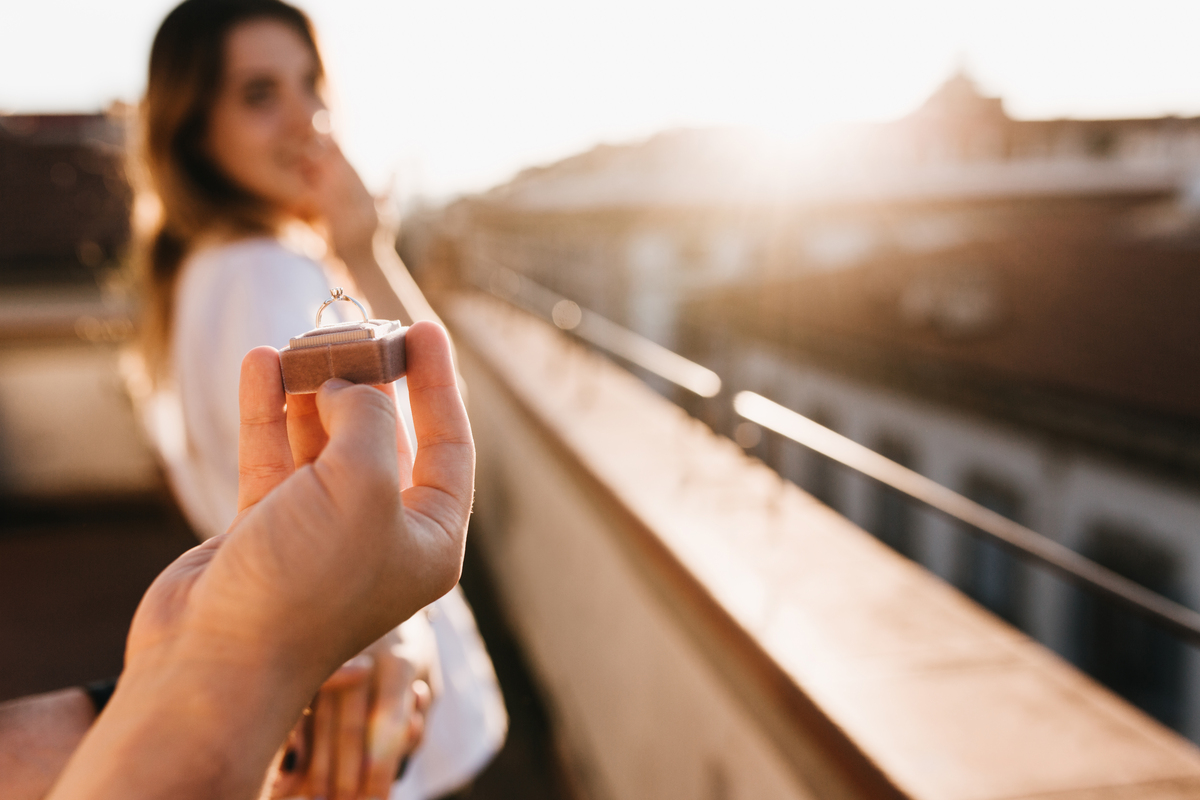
[281,748,297,772]
[322,378,353,391]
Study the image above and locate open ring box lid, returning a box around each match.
[279,319,407,394]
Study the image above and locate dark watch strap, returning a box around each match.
[83,677,118,715]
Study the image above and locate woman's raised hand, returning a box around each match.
[301,139,381,262]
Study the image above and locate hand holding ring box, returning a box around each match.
[280,288,407,394]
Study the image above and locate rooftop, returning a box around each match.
[0,110,130,285]
[473,73,1200,214]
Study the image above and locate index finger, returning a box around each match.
[238,347,294,512]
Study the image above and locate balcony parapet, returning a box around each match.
[435,288,1200,800]
[0,285,133,343]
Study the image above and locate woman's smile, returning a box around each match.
[205,18,327,215]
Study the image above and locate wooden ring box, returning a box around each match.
[279,319,408,394]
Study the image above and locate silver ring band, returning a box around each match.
[315,287,369,327]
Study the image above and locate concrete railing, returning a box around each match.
[430,288,1200,800]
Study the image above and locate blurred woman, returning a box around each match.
[131,1,506,797]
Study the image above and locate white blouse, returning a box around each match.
[145,237,507,800]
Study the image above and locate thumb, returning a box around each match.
[310,379,401,506]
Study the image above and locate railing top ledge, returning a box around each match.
[442,289,1200,800]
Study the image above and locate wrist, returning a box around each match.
[48,638,318,800]
[334,233,379,267]
[129,625,340,715]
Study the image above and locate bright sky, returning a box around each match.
[4,1,1200,200]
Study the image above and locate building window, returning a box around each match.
[869,435,917,560]
[804,408,839,512]
[957,474,1026,628]
[1086,128,1117,158]
[1072,524,1186,731]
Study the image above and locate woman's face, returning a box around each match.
[205,18,326,216]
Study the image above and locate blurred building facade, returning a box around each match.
[0,108,154,498]
[0,109,131,287]
[411,73,1200,740]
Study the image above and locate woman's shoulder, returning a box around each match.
[179,235,328,299]
[185,235,319,274]
[173,234,334,339]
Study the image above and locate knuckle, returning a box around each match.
[238,462,281,481]
[240,412,282,426]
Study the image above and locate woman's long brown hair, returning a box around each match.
[133,0,324,380]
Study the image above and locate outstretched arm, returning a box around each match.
[305,138,442,327]
[0,689,95,800]
[46,321,473,800]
